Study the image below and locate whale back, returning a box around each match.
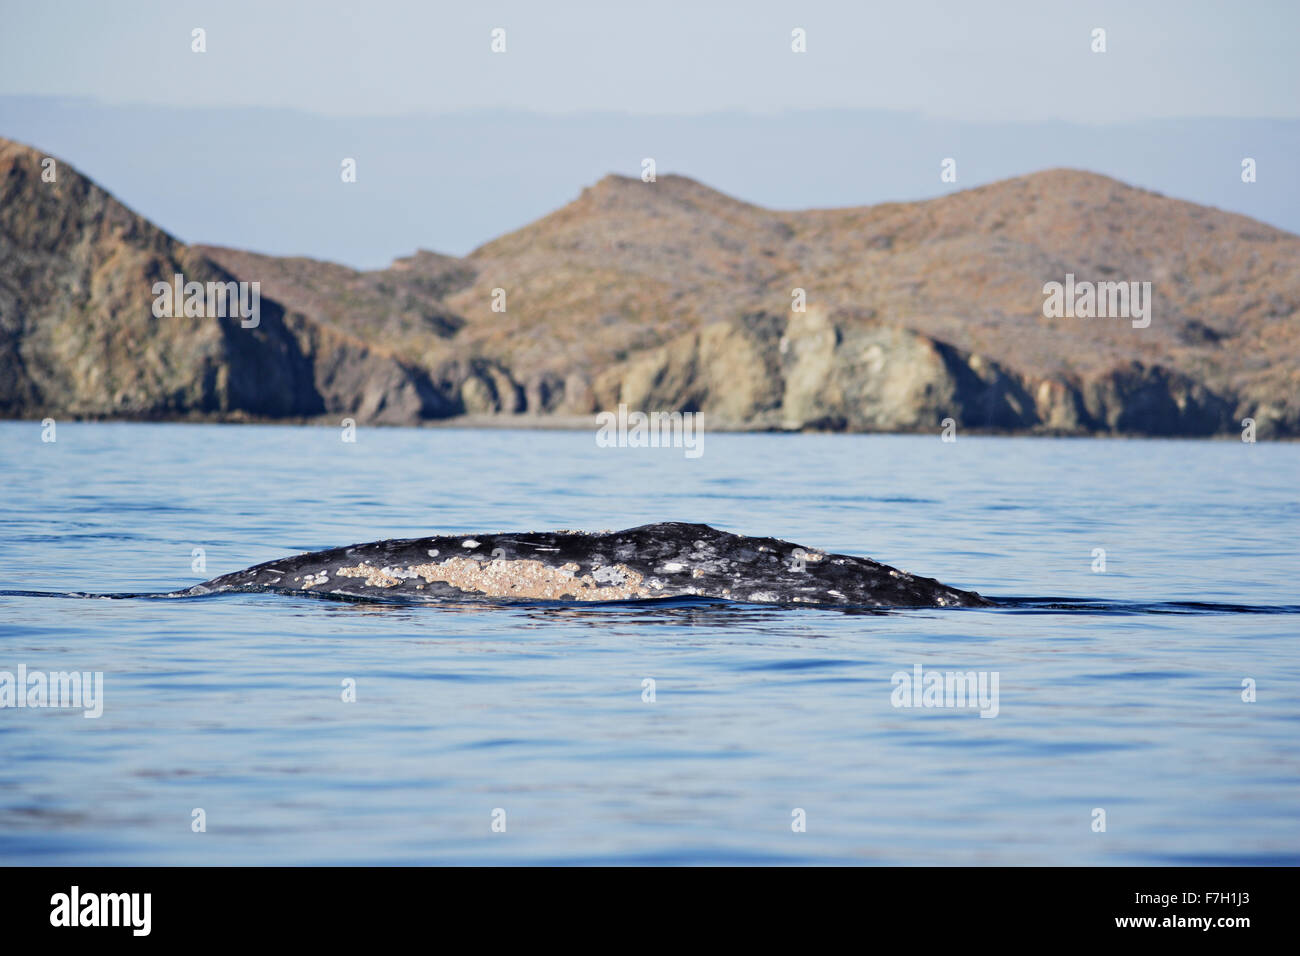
[194,521,991,608]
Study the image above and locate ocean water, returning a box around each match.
[1,421,1297,865]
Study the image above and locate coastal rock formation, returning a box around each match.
[0,139,455,422]
[3,135,1296,435]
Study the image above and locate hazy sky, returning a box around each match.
[2,0,1296,122]
[3,2,1296,267]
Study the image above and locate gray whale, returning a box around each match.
[192,522,991,608]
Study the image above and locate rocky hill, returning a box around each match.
[0,138,464,423]
[3,135,1297,435]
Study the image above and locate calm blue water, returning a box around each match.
[1,422,1297,865]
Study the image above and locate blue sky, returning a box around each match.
[1,2,1296,267]
[2,0,1296,122]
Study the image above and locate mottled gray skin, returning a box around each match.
[192,521,992,608]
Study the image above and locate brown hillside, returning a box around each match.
[5,135,1297,435]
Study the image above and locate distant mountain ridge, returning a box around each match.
[2,136,1297,435]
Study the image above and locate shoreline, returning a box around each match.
[2,413,1293,441]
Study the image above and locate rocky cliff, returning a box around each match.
[3,136,1297,435]
[0,139,453,423]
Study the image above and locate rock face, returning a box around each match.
[192,522,993,608]
[3,135,1297,435]
[0,139,455,422]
